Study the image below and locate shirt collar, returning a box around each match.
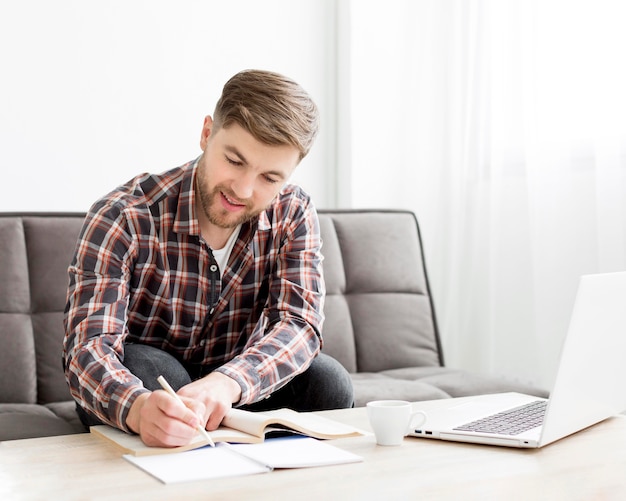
[173,158,201,236]
[256,207,271,232]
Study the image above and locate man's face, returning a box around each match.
[195,116,300,230]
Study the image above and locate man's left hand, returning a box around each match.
[177,372,242,431]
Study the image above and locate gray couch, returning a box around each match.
[0,210,546,441]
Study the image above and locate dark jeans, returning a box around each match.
[77,344,354,427]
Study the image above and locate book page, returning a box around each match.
[221,408,364,440]
[208,427,263,444]
[220,407,277,437]
[123,444,270,484]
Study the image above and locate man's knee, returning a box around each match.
[123,343,191,391]
[306,353,354,409]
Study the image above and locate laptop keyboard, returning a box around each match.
[453,400,547,436]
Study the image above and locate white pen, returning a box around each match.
[157,375,215,447]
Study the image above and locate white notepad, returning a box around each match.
[124,436,363,484]
[125,444,268,483]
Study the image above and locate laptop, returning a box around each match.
[408,271,626,448]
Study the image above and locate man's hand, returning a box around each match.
[178,372,243,431]
[126,391,206,447]
[125,372,242,447]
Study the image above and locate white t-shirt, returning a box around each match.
[211,224,242,276]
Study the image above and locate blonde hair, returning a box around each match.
[213,70,320,160]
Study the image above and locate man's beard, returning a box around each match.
[196,179,259,229]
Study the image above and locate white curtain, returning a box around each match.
[342,0,626,389]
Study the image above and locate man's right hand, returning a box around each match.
[126,391,206,447]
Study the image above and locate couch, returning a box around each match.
[0,210,547,441]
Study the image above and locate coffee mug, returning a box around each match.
[366,400,427,446]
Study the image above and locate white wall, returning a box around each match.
[343,0,626,390]
[0,0,338,212]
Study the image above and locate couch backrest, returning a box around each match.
[318,210,443,373]
[0,213,86,404]
[0,210,443,405]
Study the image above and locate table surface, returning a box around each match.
[2,406,626,501]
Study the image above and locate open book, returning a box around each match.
[91,407,364,456]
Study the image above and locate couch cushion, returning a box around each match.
[0,404,80,441]
[318,214,357,372]
[24,216,84,313]
[349,293,440,372]
[350,373,450,407]
[0,217,30,312]
[0,218,37,404]
[33,312,73,403]
[0,214,85,407]
[380,366,550,399]
[318,211,442,374]
[318,214,347,295]
[0,314,37,403]
[45,401,87,432]
[331,213,426,295]
[320,294,357,372]
[24,216,85,404]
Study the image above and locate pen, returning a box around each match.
[156,375,215,447]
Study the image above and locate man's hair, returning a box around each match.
[213,69,320,160]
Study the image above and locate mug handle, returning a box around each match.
[406,410,427,435]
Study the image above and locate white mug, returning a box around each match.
[366,400,427,446]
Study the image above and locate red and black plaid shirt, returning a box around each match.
[63,160,324,431]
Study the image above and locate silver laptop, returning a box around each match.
[409,271,626,448]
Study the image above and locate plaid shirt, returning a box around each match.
[63,160,325,431]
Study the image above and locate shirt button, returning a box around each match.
[200,339,206,347]
[209,307,215,314]
[210,264,218,272]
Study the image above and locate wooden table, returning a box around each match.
[2,407,626,500]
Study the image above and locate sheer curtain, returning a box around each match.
[341,0,626,388]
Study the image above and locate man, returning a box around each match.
[63,69,353,448]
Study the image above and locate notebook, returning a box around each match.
[408,271,626,448]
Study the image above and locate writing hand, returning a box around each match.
[126,389,207,447]
[178,371,242,431]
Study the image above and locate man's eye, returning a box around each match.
[226,156,242,166]
[263,175,279,184]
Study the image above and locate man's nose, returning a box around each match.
[231,172,255,200]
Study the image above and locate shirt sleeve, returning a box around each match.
[215,194,325,405]
[63,203,148,431]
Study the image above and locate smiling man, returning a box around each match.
[63,70,354,448]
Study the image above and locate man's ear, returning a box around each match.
[200,116,214,150]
